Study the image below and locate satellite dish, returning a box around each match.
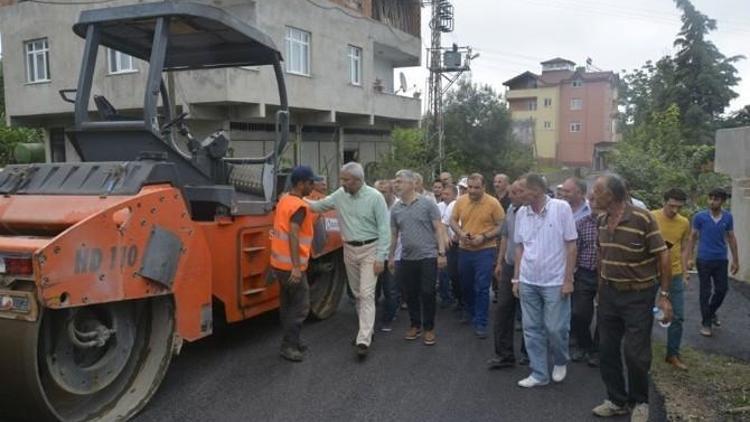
[398,72,408,94]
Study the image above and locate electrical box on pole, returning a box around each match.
[423,0,474,173]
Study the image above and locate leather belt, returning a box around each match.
[604,279,656,292]
[345,238,377,247]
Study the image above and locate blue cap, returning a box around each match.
[290,165,318,185]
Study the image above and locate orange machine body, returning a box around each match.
[0,184,342,342]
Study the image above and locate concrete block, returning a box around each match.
[715,127,750,177]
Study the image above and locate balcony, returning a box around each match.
[373,91,421,122]
[372,0,420,38]
[506,88,540,100]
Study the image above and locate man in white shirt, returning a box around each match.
[513,173,577,388]
[439,184,458,308]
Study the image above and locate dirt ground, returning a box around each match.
[651,343,750,421]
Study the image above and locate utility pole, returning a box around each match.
[423,0,473,173]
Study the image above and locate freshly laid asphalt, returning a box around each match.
[651,274,750,361]
[134,288,683,422]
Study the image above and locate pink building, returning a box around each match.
[505,58,619,167]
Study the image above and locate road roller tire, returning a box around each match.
[308,251,347,320]
[0,296,175,421]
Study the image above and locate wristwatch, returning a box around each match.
[511,278,520,284]
[438,251,446,257]
[659,290,670,298]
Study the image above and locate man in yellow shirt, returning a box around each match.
[449,173,505,338]
[652,188,691,370]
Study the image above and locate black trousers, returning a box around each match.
[571,268,599,353]
[696,259,729,327]
[598,283,656,406]
[273,269,310,349]
[397,258,438,331]
[447,244,462,305]
[493,262,526,360]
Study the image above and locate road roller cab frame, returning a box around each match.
[0,3,347,421]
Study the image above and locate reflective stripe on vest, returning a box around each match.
[271,251,309,265]
[271,230,313,246]
[270,194,315,271]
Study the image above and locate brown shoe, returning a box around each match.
[666,355,688,370]
[404,327,422,340]
[423,330,436,346]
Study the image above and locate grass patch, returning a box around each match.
[652,342,750,421]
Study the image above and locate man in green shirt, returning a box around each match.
[309,162,391,359]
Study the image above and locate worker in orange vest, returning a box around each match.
[271,166,318,362]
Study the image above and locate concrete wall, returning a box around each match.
[715,127,750,282]
[0,0,421,187]
[0,0,421,122]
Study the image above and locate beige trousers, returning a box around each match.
[343,242,378,347]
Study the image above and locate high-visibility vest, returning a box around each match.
[271,194,315,271]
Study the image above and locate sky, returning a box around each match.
[402,0,750,115]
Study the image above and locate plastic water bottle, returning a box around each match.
[653,306,671,328]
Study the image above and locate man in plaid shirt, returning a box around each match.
[570,207,600,367]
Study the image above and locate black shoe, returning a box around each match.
[474,329,488,339]
[356,343,369,359]
[280,346,304,362]
[587,353,600,368]
[298,343,309,353]
[487,356,515,369]
[519,354,530,366]
[571,349,587,363]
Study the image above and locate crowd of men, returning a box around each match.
[270,162,740,422]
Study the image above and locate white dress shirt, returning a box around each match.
[514,198,577,286]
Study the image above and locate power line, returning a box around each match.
[521,0,750,35]
[27,0,120,5]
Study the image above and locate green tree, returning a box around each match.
[671,0,743,144]
[612,104,728,210]
[722,105,750,128]
[442,78,532,180]
[371,127,433,182]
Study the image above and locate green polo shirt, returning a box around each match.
[308,185,391,260]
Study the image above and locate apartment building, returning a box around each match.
[0,0,421,184]
[504,57,618,167]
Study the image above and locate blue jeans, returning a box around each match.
[666,275,685,357]
[459,248,496,331]
[438,268,454,305]
[377,262,400,324]
[520,283,571,383]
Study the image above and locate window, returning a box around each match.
[570,98,583,110]
[25,38,50,83]
[543,98,552,107]
[527,100,537,111]
[572,79,583,87]
[543,121,552,130]
[108,49,136,74]
[285,27,311,76]
[348,45,362,86]
[570,121,582,132]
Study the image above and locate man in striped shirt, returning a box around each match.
[590,174,672,422]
